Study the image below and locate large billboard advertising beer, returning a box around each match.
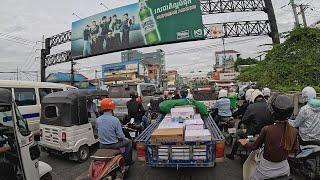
[71,0,204,58]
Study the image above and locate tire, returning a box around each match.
[40,173,52,180]
[77,145,90,162]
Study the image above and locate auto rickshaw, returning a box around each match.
[0,88,52,180]
[39,90,100,162]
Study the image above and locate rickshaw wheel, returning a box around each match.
[77,145,89,162]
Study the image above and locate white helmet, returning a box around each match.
[250,89,264,103]
[262,88,271,97]
[245,89,255,102]
[218,89,228,99]
[302,86,317,103]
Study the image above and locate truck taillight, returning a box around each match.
[136,142,146,161]
[215,141,225,158]
[62,132,66,142]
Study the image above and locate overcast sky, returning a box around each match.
[0,0,319,81]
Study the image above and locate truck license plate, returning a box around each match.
[228,128,236,134]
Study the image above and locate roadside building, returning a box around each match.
[46,72,96,89]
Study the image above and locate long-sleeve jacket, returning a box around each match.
[242,99,273,135]
[289,99,320,142]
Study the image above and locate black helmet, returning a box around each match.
[180,89,188,97]
[270,94,294,120]
[130,92,138,99]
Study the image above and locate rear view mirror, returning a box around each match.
[0,105,11,112]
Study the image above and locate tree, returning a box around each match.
[237,27,320,92]
[234,57,259,71]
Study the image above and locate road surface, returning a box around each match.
[40,147,303,180]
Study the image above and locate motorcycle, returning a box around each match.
[218,116,235,146]
[289,144,320,179]
[89,148,129,180]
[122,118,140,141]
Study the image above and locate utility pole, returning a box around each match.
[70,61,76,86]
[300,4,308,27]
[290,0,300,27]
[16,66,19,80]
[263,0,280,44]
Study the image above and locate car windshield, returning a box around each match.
[108,85,137,98]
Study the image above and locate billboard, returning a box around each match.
[71,0,204,58]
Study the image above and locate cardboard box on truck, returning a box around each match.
[151,128,184,143]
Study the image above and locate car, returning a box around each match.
[108,83,157,120]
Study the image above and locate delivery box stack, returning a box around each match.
[151,107,212,144]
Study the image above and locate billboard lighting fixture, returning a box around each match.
[100,2,108,9]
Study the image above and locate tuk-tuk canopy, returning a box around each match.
[41,90,90,127]
[41,90,88,104]
[0,88,12,106]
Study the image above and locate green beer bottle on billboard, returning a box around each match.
[139,0,161,45]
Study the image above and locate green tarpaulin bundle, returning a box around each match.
[159,99,208,116]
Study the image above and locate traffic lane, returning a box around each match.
[75,159,243,180]
[40,152,91,180]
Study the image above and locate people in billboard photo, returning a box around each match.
[122,13,133,48]
[111,14,123,49]
[90,20,100,54]
[83,25,91,56]
[99,16,112,51]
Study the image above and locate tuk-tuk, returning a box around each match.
[0,88,52,180]
[39,90,99,162]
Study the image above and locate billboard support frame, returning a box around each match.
[40,0,279,82]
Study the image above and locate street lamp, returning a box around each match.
[72,13,81,20]
[100,2,109,9]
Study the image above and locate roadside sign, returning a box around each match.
[210,24,224,38]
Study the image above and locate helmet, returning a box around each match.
[250,89,264,103]
[245,89,255,102]
[302,86,316,103]
[100,98,115,111]
[218,89,228,99]
[262,88,271,97]
[180,89,188,98]
[130,92,138,99]
[270,94,293,120]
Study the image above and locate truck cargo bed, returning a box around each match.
[136,114,225,168]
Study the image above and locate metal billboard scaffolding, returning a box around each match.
[41,0,279,82]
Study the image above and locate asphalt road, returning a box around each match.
[40,149,243,180]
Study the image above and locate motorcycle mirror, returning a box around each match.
[130,118,134,124]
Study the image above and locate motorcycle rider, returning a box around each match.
[240,94,299,180]
[228,88,238,111]
[227,89,272,160]
[126,92,149,130]
[96,98,133,164]
[289,86,320,145]
[211,89,232,125]
[232,88,254,119]
[262,87,271,100]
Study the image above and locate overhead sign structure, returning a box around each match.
[71,0,204,59]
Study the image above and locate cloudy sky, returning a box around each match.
[0,0,319,81]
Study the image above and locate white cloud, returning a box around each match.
[0,0,319,80]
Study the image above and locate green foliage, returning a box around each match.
[237,27,320,92]
[234,57,259,71]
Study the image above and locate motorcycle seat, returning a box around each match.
[90,149,121,160]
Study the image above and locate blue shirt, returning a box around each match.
[212,98,232,117]
[96,112,125,145]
